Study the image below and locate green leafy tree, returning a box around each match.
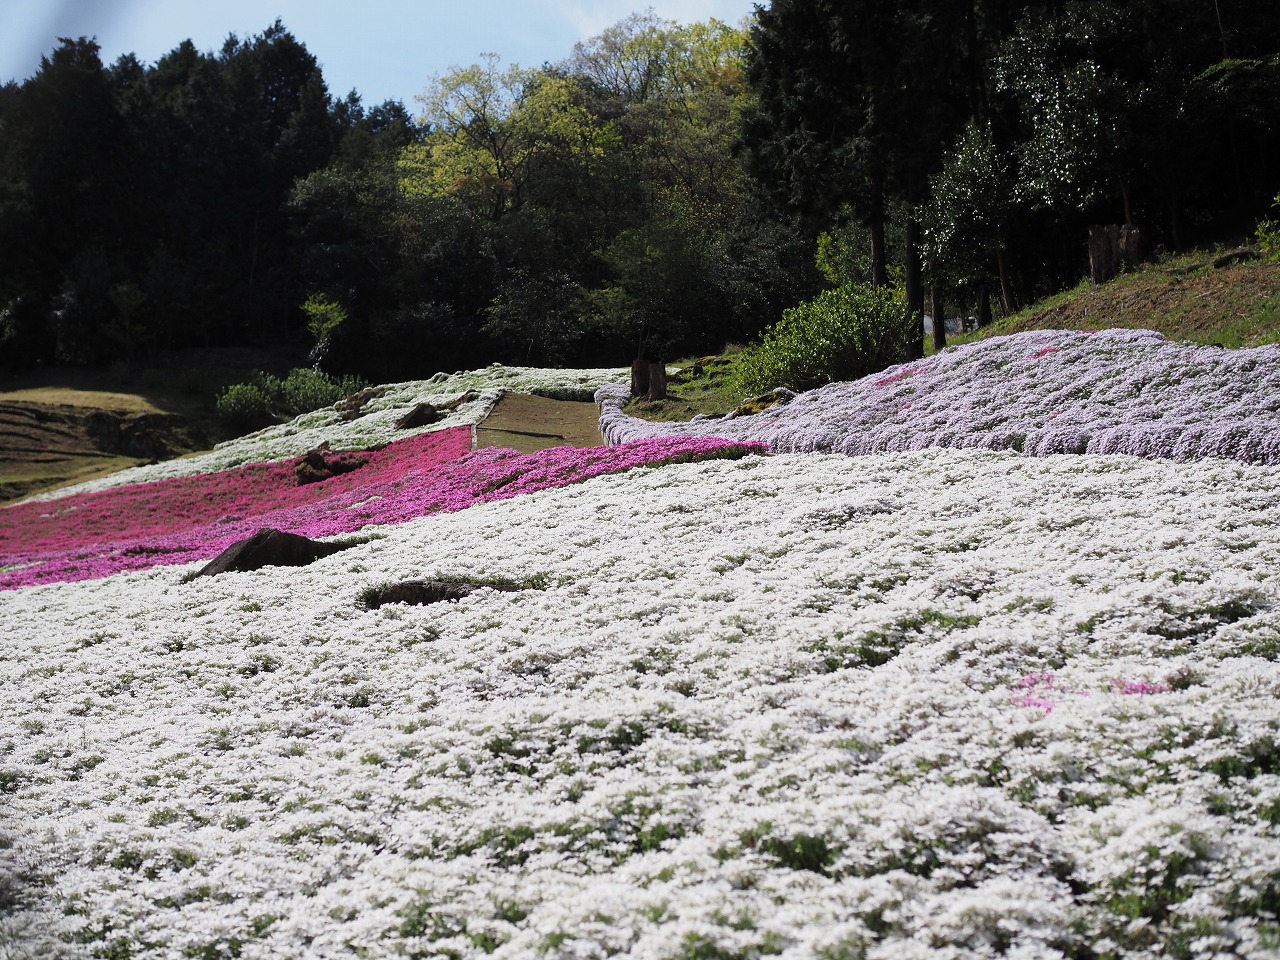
[288,157,497,379]
[401,54,532,219]
[924,119,1015,316]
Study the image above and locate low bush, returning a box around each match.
[215,381,274,431]
[216,368,371,431]
[278,367,368,416]
[735,283,913,393]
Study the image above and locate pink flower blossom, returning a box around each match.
[1012,672,1059,712]
[872,364,927,389]
[1113,678,1167,696]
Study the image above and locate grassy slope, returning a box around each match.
[0,345,310,503]
[622,352,756,424]
[940,246,1280,352]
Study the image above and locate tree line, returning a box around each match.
[1,4,1277,379]
[747,0,1280,350]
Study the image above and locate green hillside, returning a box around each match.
[947,246,1280,350]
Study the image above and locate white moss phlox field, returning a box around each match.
[3,337,1280,959]
[599,329,1280,464]
[4,448,1280,958]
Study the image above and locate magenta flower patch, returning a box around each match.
[0,431,764,590]
[1011,672,1064,712]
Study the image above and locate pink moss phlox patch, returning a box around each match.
[0,432,764,590]
[1012,671,1060,712]
[872,365,926,389]
[0,426,473,564]
[1028,346,1062,359]
[1113,678,1167,696]
[1011,671,1092,713]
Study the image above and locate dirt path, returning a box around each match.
[475,393,603,453]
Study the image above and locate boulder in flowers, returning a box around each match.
[394,401,443,429]
[192,527,354,578]
[293,446,373,485]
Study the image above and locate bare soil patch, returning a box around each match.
[0,402,145,503]
[476,393,603,452]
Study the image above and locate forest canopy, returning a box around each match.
[1,4,1277,378]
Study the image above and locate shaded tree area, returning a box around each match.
[0,21,414,369]
[9,4,1273,382]
[313,12,815,378]
[0,13,815,380]
[744,0,1280,350]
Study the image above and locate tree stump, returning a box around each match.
[646,363,667,401]
[1090,224,1144,284]
[1119,225,1144,269]
[630,359,650,398]
[1088,224,1122,284]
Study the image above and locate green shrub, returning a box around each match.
[214,381,274,431]
[215,368,371,431]
[735,283,912,393]
[278,367,367,417]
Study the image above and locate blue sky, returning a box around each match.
[1,0,760,108]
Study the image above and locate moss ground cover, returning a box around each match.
[3,449,1280,958]
[600,328,1280,464]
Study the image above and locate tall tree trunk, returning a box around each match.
[930,286,946,350]
[904,217,924,359]
[870,217,887,288]
[869,174,887,287]
[996,248,1016,313]
[977,283,992,328]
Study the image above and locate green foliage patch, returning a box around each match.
[735,283,913,393]
[1258,193,1280,262]
[215,368,370,431]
